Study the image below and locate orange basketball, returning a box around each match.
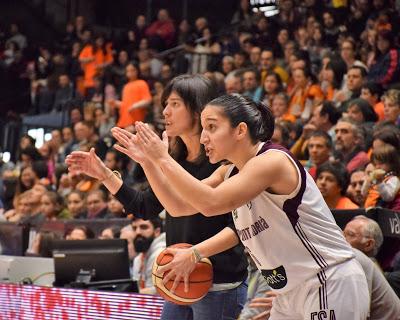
[152,243,213,305]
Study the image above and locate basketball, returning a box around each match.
[152,243,213,305]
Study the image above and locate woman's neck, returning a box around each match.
[231,141,262,170]
[181,132,201,162]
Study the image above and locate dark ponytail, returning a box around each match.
[207,94,275,143]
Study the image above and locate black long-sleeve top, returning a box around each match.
[114,157,248,284]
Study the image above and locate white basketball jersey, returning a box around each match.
[228,142,354,293]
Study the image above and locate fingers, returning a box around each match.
[249,302,273,308]
[112,127,134,140]
[251,310,271,320]
[136,122,152,144]
[170,274,181,294]
[183,273,190,293]
[113,144,130,156]
[113,130,132,147]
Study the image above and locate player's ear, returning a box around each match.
[236,122,248,140]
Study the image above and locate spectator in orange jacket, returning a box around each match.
[316,162,359,209]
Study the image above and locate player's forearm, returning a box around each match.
[142,161,197,216]
[158,156,224,216]
[193,227,239,259]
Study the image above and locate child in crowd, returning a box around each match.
[363,145,400,210]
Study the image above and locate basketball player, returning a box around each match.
[134,94,370,320]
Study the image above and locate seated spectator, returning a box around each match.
[86,189,110,219]
[344,216,383,260]
[382,89,400,125]
[288,67,324,120]
[131,217,166,294]
[372,126,400,151]
[66,226,95,240]
[6,23,27,49]
[19,146,43,170]
[271,121,290,148]
[368,30,400,88]
[333,117,369,173]
[3,191,34,223]
[354,248,400,318]
[360,82,384,121]
[346,98,378,125]
[259,48,289,85]
[363,145,400,210]
[339,66,368,112]
[320,57,347,105]
[347,169,367,207]
[66,190,87,219]
[242,68,262,102]
[290,101,340,160]
[99,226,121,239]
[316,162,358,209]
[39,190,71,221]
[261,72,284,107]
[224,71,243,94]
[271,93,295,123]
[145,9,175,50]
[221,55,235,75]
[53,74,81,111]
[340,39,368,71]
[93,106,115,139]
[303,131,332,179]
[107,195,125,218]
[29,231,61,257]
[72,120,108,159]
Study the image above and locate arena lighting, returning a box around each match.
[250,0,279,17]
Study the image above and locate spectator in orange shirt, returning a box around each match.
[360,82,384,121]
[288,67,324,120]
[316,162,359,209]
[111,62,152,129]
[79,35,113,96]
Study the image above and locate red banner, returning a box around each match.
[0,284,164,320]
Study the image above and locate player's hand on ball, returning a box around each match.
[157,247,196,293]
[136,122,169,164]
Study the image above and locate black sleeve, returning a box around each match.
[114,183,164,220]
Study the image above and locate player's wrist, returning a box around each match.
[191,247,203,263]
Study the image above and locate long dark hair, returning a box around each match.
[206,94,275,144]
[161,74,218,162]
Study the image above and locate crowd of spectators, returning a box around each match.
[1,0,400,317]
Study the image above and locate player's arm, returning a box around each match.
[139,161,228,216]
[157,152,288,216]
